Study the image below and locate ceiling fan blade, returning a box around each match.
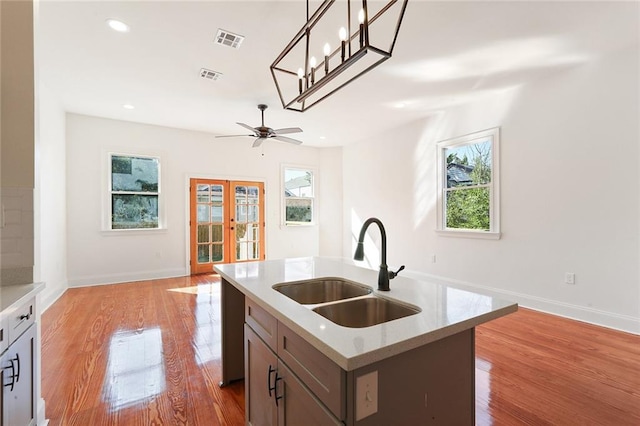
[252,137,266,148]
[215,134,254,138]
[273,135,303,145]
[237,122,258,134]
[273,127,303,135]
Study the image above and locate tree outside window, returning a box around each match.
[110,154,160,229]
[437,128,500,238]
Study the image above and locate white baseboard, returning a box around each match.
[37,397,48,425]
[403,270,640,335]
[39,284,67,313]
[67,267,188,287]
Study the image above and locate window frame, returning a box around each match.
[106,152,164,232]
[282,165,316,226]
[436,127,501,239]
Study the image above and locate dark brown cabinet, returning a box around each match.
[244,299,342,426]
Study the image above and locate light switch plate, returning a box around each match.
[356,370,378,420]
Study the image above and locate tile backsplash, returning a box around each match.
[0,186,34,285]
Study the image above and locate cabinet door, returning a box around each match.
[2,324,35,426]
[277,362,342,426]
[245,324,278,426]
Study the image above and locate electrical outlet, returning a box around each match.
[356,371,378,420]
[565,273,575,285]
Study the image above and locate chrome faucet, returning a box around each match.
[353,217,405,291]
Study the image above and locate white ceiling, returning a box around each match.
[37,1,639,147]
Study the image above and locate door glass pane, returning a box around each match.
[212,205,223,222]
[197,225,210,243]
[236,223,247,242]
[248,223,259,241]
[197,245,210,263]
[247,186,259,203]
[235,186,247,204]
[212,244,223,262]
[247,205,258,222]
[250,242,259,260]
[236,242,248,261]
[236,205,247,223]
[212,224,223,243]
[197,184,210,202]
[212,185,223,203]
[197,205,210,223]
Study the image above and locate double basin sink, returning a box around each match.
[273,278,420,328]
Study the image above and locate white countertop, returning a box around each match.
[1,282,45,316]
[215,257,517,371]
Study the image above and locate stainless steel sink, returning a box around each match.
[273,278,372,304]
[312,297,420,328]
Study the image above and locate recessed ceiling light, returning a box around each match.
[394,102,406,109]
[123,104,135,110]
[106,19,130,33]
[319,136,326,140]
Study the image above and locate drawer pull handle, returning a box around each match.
[19,313,31,321]
[267,365,276,396]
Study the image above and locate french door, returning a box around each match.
[190,179,265,274]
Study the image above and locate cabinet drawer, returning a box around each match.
[245,298,278,351]
[8,297,35,344]
[278,322,345,420]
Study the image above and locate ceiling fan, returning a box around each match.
[215,104,303,148]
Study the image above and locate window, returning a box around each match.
[109,154,160,229]
[283,167,314,225]
[437,128,500,238]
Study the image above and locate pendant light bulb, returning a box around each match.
[309,56,317,68]
[339,27,347,41]
[324,43,331,56]
[358,9,365,24]
[297,68,304,79]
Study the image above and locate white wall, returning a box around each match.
[34,83,67,309]
[343,46,640,334]
[65,114,342,286]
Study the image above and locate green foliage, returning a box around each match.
[446,188,490,230]
[446,142,492,231]
[286,206,312,223]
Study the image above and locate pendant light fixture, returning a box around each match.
[270,0,409,112]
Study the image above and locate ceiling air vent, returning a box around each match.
[200,68,223,81]
[214,29,244,49]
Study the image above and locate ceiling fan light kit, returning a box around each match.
[270,0,408,113]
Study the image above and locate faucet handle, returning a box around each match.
[389,265,405,279]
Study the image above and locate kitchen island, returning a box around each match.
[215,257,517,425]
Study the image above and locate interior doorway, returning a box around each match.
[189,178,265,274]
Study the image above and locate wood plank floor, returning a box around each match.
[41,274,640,425]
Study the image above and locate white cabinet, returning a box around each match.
[1,297,37,426]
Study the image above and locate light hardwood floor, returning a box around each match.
[41,274,640,425]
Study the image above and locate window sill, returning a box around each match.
[436,229,501,240]
[282,222,315,228]
[101,228,168,236]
